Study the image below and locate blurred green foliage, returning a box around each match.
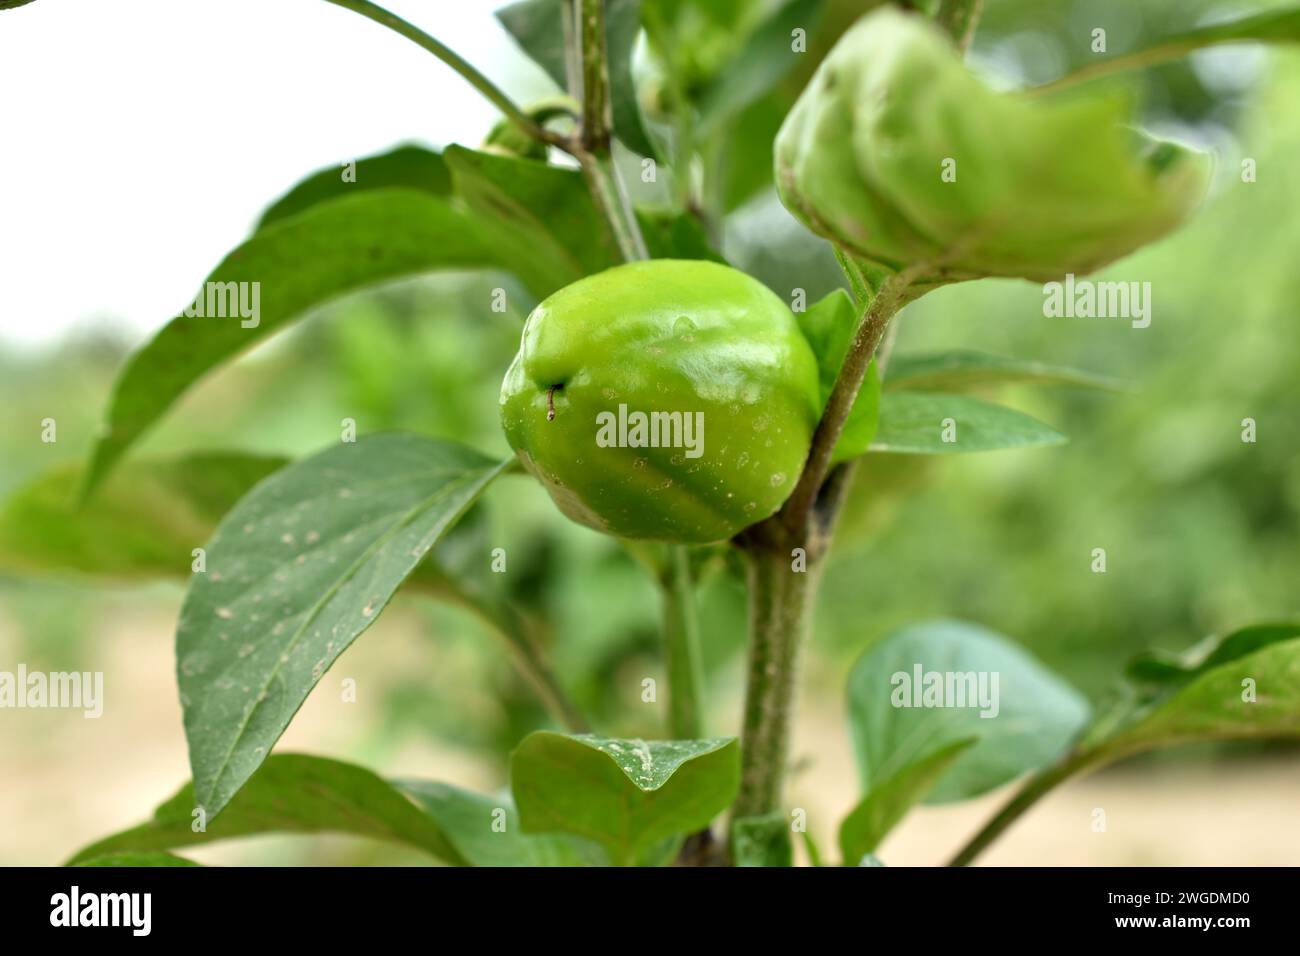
[1,0,1297,864]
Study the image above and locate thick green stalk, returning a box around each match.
[732,540,819,818]
[570,0,648,261]
[577,0,611,153]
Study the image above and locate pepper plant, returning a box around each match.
[6,0,1300,867]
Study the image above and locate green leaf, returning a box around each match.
[696,0,824,136]
[838,737,975,864]
[510,732,740,865]
[870,392,1066,454]
[255,144,450,230]
[444,147,720,279]
[1126,622,1300,690]
[638,207,726,262]
[178,434,509,817]
[730,812,793,867]
[497,0,567,85]
[66,753,465,865]
[885,350,1120,393]
[397,781,607,866]
[84,189,540,497]
[1100,630,1300,760]
[847,619,1091,803]
[796,288,880,462]
[0,0,38,8]
[497,0,659,158]
[0,453,284,580]
[444,145,615,281]
[71,853,202,868]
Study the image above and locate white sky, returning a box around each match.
[0,0,550,349]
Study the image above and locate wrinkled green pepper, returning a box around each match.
[500,260,821,543]
[775,8,1211,283]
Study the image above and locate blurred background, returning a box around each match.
[1,0,1297,865]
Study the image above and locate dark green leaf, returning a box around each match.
[444,145,615,280]
[1126,622,1300,691]
[66,754,464,865]
[511,732,740,865]
[720,96,790,211]
[397,781,607,866]
[255,145,450,230]
[730,812,793,867]
[0,0,38,8]
[605,0,661,159]
[497,0,568,90]
[638,207,725,261]
[84,189,540,497]
[71,853,202,867]
[178,434,508,817]
[497,0,659,158]
[847,620,1091,803]
[885,350,1120,393]
[838,737,975,864]
[0,453,284,580]
[696,0,824,136]
[445,146,721,277]
[871,392,1066,454]
[796,288,880,462]
[1099,637,1300,761]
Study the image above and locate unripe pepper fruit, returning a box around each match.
[500,260,821,543]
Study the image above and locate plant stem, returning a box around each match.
[947,749,1100,866]
[438,579,590,733]
[661,547,705,739]
[731,538,819,819]
[935,0,983,53]
[570,0,649,261]
[321,0,561,146]
[778,271,913,539]
[485,603,592,735]
[580,152,649,260]
[1030,40,1209,97]
[577,0,611,153]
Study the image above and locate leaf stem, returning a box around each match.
[321,0,562,146]
[445,579,591,733]
[777,270,914,541]
[1029,40,1206,97]
[935,0,983,53]
[580,152,649,260]
[947,749,1099,866]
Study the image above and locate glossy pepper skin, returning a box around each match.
[500,260,821,544]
